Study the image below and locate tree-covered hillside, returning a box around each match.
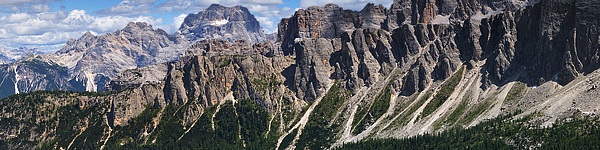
[338,113,600,149]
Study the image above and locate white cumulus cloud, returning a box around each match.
[0,9,163,51]
[300,0,392,10]
[0,0,57,13]
[255,16,274,32]
[155,0,283,12]
[29,4,51,13]
[96,0,158,16]
[172,14,187,31]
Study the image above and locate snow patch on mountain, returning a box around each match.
[84,72,97,92]
[11,66,19,94]
[210,19,229,26]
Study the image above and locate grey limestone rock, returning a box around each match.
[179,4,266,44]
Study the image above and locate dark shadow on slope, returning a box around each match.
[282,64,297,92]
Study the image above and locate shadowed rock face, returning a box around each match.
[0,59,78,98]
[278,3,459,100]
[179,4,266,44]
[511,0,600,85]
[281,0,599,100]
[278,4,386,55]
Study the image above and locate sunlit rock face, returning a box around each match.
[179,4,266,44]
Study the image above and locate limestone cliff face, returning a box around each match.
[510,0,600,85]
[163,40,292,108]
[272,0,600,147]
[279,3,463,100]
[283,0,599,100]
[278,4,389,55]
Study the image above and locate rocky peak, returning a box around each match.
[56,32,98,54]
[203,4,257,25]
[361,3,388,29]
[44,21,186,92]
[320,3,343,10]
[206,4,226,11]
[81,31,95,38]
[278,3,391,55]
[178,4,266,43]
[387,0,532,27]
[121,22,156,33]
[278,4,358,55]
[58,22,181,55]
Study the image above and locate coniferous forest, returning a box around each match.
[3,91,600,149]
[337,113,600,149]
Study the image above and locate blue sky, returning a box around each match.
[51,0,301,27]
[0,0,391,52]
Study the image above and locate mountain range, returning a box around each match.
[1,0,600,149]
[0,47,44,65]
[0,4,265,98]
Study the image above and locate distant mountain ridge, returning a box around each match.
[0,22,186,98]
[0,4,267,98]
[0,47,44,64]
[179,4,266,43]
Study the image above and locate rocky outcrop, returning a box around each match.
[283,0,599,99]
[179,4,266,43]
[281,3,462,99]
[447,0,600,86]
[291,38,338,101]
[510,0,600,85]
[107,63,168,91]
[164,39,291,108]
[278,4,387,55]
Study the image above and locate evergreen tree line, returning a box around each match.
[337,114,600,149]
